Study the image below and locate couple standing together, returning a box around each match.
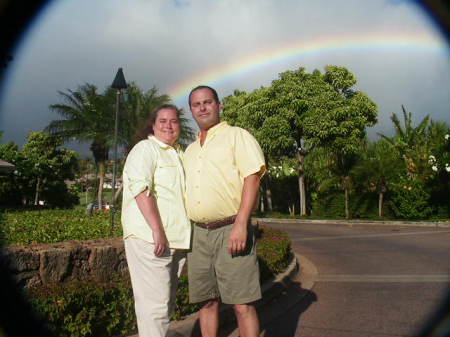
[121,85,266,337]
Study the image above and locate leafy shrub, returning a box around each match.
[311,191,346,218]
[40,181,80,209]
[0,209,122,245]
[309,189,397,220]
[28,278,136,337]
[389,178,434,219]
[256,224,292,281]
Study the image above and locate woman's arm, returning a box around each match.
[135,191,168,256]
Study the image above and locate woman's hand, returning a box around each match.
[152,229,169,256]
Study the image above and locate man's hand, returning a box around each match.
[152,229,169,257]
[228,222,247,255]
[227,173,261,255]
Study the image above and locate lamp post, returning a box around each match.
[110,68,127,233]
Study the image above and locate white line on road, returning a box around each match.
[294,230,450,241]
[315,274,450,282]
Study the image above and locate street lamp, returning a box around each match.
[110,68,127,233]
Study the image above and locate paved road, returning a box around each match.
[261,222,450,337]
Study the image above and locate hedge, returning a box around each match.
[0,209,121,245]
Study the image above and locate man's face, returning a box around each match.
[152,108,180,146]
[189,88,221,131]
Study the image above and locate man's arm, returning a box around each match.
[228,172,261,255]
[135,191,168,257]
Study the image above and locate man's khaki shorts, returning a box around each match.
[187,223,261,305]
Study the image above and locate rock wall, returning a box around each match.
[1,238,128,288]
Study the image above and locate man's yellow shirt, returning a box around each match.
[183,121,266,223]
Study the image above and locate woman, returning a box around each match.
[121,104,191,337]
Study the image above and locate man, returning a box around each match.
[184,85,266,337]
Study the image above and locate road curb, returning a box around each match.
[257,218,450,228]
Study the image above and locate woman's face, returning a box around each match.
[152,108,180,146]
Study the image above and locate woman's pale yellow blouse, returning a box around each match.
[121,136,191,249]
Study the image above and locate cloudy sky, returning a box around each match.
[0,0,449,155]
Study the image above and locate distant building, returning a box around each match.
[0,159,15,173]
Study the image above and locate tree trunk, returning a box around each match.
[259,186,265,213]
[288,204,295,216]
[378,191,384,218]
[113,183,123,203]
[97,161,105,208]
[90,139,109,209]
[296,148,307,216]
[34,177,41,206]
[298,174,306,216]
[265,186,273,212]
[344,187,349,219]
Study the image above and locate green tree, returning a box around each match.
[22,131,79,206]
[0,141,26,205]
[352,140,403,218]
[223,66,377,215]
[0,134,79,207]
[304,144,362,219]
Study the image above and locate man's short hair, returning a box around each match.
[188,85,219,107]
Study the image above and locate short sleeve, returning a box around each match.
[234,128,266,179]
[123,141,157,198]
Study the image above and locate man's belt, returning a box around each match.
[194,215,237,230]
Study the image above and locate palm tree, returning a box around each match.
[378,105,430,179]
[118,82,195,153]
[107,83,195,202]
[46,83,114,207]
[47,82,196,207]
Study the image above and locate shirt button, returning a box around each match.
[197,201,200,204]
[195,186,199,188]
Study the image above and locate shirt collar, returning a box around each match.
[196,121,229,140]
[148,135,179,150]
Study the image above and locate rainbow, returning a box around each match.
[169,31,448,104]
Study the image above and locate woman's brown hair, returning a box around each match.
[134,103,180,145]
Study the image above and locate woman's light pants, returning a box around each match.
[124,237,186,337]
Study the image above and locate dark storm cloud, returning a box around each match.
[0,0,449,153]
